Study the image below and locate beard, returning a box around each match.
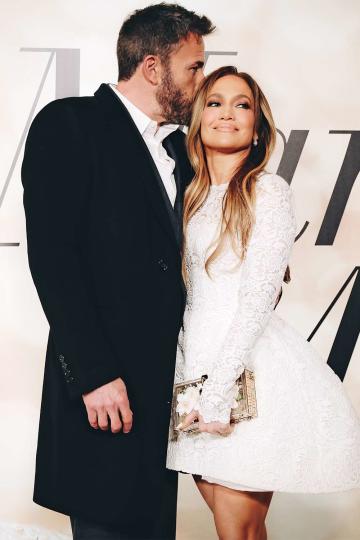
[156,67,193,126]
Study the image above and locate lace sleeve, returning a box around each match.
[174,325,185,383]
[198,175,297,423]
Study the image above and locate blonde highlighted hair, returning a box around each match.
[184,66,290,287]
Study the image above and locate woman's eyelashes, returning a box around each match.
[206,100,250,109]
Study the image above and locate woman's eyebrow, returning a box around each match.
[207,92,222,99]
[207,92,252,102]
[234,93,252,102]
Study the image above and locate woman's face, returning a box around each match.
[200,75,256,154]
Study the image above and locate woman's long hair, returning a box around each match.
[184,65,290,288]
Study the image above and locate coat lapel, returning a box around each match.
[163,136,183,231]
[94,84,181,251]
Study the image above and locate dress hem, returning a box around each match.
[166,464,360,494]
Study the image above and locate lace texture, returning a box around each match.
[193,174,296,423]
[174,325,185,384]
[167,173,360,493]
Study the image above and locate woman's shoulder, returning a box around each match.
[256,172,291,196]
[254,172,296,228]
[255,173,293,207]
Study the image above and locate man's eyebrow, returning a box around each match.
[189,60,205,68]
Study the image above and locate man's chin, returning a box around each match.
[164,103,192,127]
[167,113,191,127]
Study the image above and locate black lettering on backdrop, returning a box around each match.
[276,129,310,242]
[316,131,360,246]
[0,48,79,247]
[204,50,238,65]
[276,129,309,186]
[308,267,360,380]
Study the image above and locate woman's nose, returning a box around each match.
[220,108,233,120]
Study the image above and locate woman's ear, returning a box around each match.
[141,55,162,86]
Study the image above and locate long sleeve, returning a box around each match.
[198,174,297,423]
[22,100,122,399]
[174,326,185,383]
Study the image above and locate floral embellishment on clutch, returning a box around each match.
[175,383,202,415]
[170,369,257,441]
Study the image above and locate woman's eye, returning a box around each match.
[206,101,251,109]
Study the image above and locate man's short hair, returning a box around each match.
[116,3,215,81]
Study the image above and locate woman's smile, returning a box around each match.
[214,123,238,132]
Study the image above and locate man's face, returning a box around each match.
[156,33,205,125]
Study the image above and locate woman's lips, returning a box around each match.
[214,124,238,132]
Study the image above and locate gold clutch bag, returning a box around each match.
[170,369,257,441]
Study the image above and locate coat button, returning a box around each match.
[158,259,168,271]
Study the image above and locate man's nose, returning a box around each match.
[195,70,205,87]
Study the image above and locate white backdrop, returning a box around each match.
[1,1,359,539]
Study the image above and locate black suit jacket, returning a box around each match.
[21,83,193,536]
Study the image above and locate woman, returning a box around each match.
[166,66,360,540]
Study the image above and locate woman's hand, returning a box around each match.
[177,410,233,436]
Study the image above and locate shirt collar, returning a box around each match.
[110,84,178,143]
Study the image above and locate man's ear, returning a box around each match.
[141,55,162,86]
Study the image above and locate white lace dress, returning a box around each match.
[166,172,360,493]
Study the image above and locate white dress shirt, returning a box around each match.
[110,84,178,207]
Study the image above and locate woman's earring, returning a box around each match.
[253,138,258,146]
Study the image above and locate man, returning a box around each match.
[22,4,215,539]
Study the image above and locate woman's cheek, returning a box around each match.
[200,123,209,144]
[201,109,214,126]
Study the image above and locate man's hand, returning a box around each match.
[177,410,232,436]
[82,377,133,434]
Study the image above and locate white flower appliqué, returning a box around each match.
[176,384,202,415]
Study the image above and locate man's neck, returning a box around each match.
[116,79,164,125]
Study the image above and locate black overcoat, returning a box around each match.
[21,83,192,538]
